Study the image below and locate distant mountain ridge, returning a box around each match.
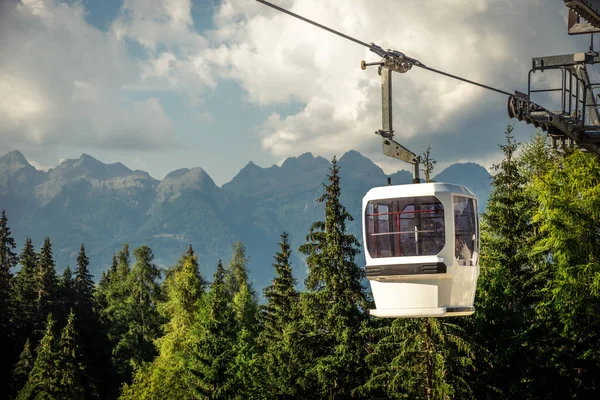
[0,150,492,291]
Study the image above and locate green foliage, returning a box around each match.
[7,142,600,399]
[16,314,60,400]
[74,244,94,314]
[183,259,237,399]
[98,243,163,387]
[57,266,76,326]
[258,231,303,399]
[11,238,38,360]
[470,126,549,398]
[17,312,88,400]
[0,209,17,299]
[34,238,59,336]
[0,210,18,389]
[360,318,476,399]
[298,156,369,398]
[121,248,206,399]
[531,148,600,396]
[421,144,437,183]
[12,338,34,394]
[55,310,87,399]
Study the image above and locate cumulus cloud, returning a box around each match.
[205,0,589,168]
[113,0,216,106]
[0,0,175,152]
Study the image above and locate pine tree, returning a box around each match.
[225,241,256,301]
[258,232,302,398]
[531,147,600,397]
[107,245,163,383]
[56,266,76,327]
[55,310,86,399]
[16,314,60,400]
[34,237,59,336]
[0,209,18,390]
[122,247,206,398]
[74,244,94,313]
[12,338,33,395]
[11,238,38,348]
[470,125,541,398]
[298,156,369,398]
[187,259,237,399]
[98,243,137,386]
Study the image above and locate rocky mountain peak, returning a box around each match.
[0,150,31,173]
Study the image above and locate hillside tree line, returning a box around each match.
[0,128,599,399]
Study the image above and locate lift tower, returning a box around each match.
[507,1,600,153]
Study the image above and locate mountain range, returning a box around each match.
[0,150,492,291]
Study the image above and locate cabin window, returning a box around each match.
[453,196,478,266]
[365,196,445,258]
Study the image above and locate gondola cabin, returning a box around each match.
[363,182,480,318]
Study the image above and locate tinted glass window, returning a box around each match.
[365,196,445,258]
[453,196,478,266]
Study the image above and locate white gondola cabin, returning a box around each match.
[363,182,480,318]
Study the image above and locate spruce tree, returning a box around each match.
[298,156,368,398]
[225,241,256,301]
[531,147,600,397]
[471,125,541,398]
[57,266,76,327]
[258,232,302,398]
[55,310,86,399]
[187,259,237,399]
[111,245,163,380]
[72,242,105,393]
[98,243,136,386]
[12,238,38,348]
[122,247,206,398]
[0,210,18,389]
[74,244,94,313]
[12,338,33,395]
[34,237,59,336]
[17,314,60,400]
[0,209,17,309]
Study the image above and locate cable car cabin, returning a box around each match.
[362,182,480,318]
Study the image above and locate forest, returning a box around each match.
[0,127,599,399]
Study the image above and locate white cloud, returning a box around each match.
[0,0,176,151]
[112,0,216,106]
[204,0,583,167]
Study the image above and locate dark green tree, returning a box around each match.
[74,244,94,313]
[298,156,369,398]
[225,241,256,301]
[16,314,60,400]
[106,245,163,382]
[34,238,59,336]
[12,338,34,395]
[56,266,76,327]
[98,243,137,387]
[470,125,542,398]
[11,238,38,350]
[258,232,302,398]
[71,243,108,398]
[187,259,237,399]
[0,210,18,389]
[531,147,600,397]
[55,310,87,399]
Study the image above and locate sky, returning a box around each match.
[0,0,598,185]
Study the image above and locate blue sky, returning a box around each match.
[0,0,596,185]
